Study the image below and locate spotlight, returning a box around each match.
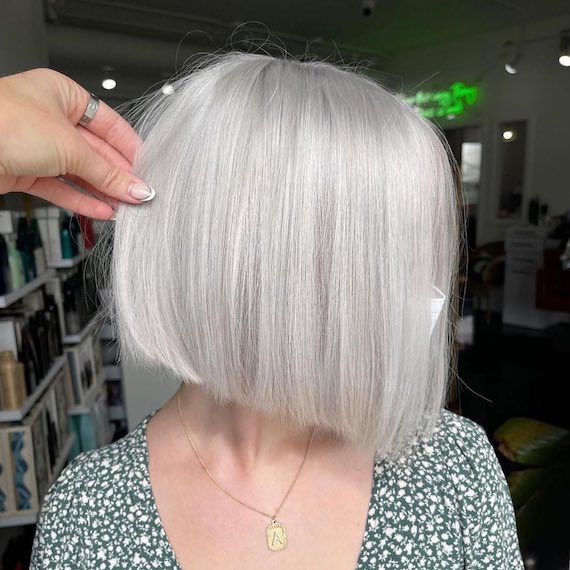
[102,78,117,90]
[559,30,570,67]
[101,65,116,90]
[161,83,174,95]
[502,129,517,142]
[503,41,520,74]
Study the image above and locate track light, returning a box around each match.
[559,30,570,67]
[504,41,521,74]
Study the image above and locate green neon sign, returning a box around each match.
[402,82,480,119]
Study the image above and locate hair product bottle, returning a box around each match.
[45,294,63,356]
[0,234,9,295]
[19,321,40,395]
[60,215,74,259]
[0,350,27,410]
[16,217,35,282]
[7,234,25,291]
[30,217,47,275]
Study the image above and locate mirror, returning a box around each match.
[443,125,482,250]
[496,120,528,219]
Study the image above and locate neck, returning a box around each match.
[176,382,319,472]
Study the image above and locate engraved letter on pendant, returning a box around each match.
[265,519,288,551]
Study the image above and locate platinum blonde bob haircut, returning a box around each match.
[106,52,463,458]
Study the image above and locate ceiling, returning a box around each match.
[48,0,570,61]
[44,0,570,102]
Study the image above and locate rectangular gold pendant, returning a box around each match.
[266,519,288,551]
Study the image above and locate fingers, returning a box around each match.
[77,125,133,173]
[25,177,116,221]
[69,132,155,204]
[70,84,140,164]
[63,173,120,211]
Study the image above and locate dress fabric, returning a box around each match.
[30,409,524,569]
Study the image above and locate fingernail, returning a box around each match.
[129,182,156,201]
[109,211,117,221]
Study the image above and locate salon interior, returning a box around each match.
[1,1,569,568]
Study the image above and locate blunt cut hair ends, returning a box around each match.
[105,52,463,459]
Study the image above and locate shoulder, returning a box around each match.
[419,408,492,454]
[30,414,152,569]
[418,409,495,469]
[388,410,511,507]
[380,410,497,482]
[50,416,147,494]
[366,410,523,568]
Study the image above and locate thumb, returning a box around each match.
[70,136,156,204]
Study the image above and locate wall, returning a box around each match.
[0,0,48,76]
[382,14,570,245]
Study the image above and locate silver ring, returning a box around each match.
[78,93,99,126]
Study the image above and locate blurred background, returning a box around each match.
[0,1,569,568]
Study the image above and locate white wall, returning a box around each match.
[382,14,570,245]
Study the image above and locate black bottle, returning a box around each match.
[16,217,36,281]
[29,314,48,378]
[0,234,9,295]
[37,311,55,367]
[69,214,82,256]
[45,294,64,356]
[19,322,40,393]
[63,278,81,334]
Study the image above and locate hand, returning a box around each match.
[0,67,155,220]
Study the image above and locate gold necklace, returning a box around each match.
[176,388,315,552]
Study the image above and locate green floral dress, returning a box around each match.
[30,410,524,569]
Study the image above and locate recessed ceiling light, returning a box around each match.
[102,78,117,90]
[502,129,517,142]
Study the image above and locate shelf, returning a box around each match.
[62,315,99,345]
[67,369,106,415]
[0,356,66,423]
[47,253,85,269]
[0,270,56,308]
[0,432,75,528]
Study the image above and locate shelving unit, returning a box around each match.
[102,364,126,421]
[0,215,125,536]
[0,432,76,528]
[0,356,66,422]
[68,369,106,416]
[47,253,85,269]
[0,270,56,308]
[62,315,99,345]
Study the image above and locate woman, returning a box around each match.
[1,54,523,569]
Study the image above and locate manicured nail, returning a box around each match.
[109,211,117,221]
[129,182,156,201]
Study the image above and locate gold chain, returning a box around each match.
[176,387,315,522]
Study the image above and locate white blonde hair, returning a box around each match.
[100,52,463,458]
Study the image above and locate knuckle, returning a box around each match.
[100,165,123,194]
